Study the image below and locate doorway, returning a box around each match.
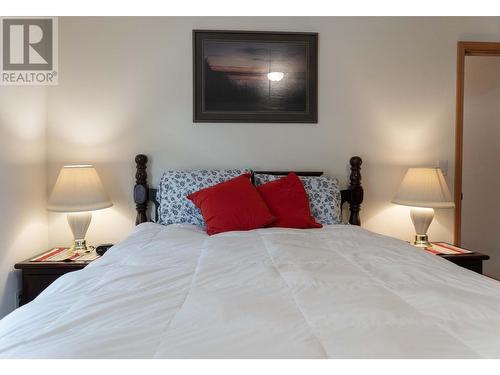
[455,42,500,278]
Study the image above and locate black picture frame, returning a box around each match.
[193,30,318,123]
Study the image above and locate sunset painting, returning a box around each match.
[194,31,318,123]
[203,41,307,112]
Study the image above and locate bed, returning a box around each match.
[1,155,500,358]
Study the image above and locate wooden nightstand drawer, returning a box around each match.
[18,268,84,306]
[431,243,490,274]
[21,273,65,305]
[15,254,95,307]
[439,253,489,274]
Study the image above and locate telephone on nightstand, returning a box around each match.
[96,244,114,256]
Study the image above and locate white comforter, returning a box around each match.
[1,223,500,358]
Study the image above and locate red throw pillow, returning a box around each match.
[256,173,322,229]
[187,174,276,235]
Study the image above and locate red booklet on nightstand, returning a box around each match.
[30,247,100,262]
[425,242,472,255]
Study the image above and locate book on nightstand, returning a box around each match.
[424,242,473,255]
[30,247,100,262]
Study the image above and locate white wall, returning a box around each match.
[0,87,48,318]
[45,17,500,249]
[463,56,500,278]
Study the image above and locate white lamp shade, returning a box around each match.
[48,165,113,213]
[392,168,455,208]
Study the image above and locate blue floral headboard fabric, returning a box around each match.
[156,169,250,227]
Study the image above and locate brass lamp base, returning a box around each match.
[412,234,431,248]
[70,239,89,255]
[409,207,434,248]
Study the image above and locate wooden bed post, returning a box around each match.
[348,156,363,226]
[134,154,149,225]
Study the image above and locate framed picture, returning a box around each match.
[193,30,318,123]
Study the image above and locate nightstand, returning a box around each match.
[14,250,96,306]
[436,244,490,274]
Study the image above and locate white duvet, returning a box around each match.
[1,223,500,358]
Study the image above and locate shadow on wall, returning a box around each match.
[0,164,48,318]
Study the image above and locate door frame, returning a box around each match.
[454,41,500,245]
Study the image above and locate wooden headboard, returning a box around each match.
[133,154,364,226]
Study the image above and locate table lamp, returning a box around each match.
[392,168,454,247]
[48,165,113,254]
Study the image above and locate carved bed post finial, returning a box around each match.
[134,154,149,225]
[348,156,363,226]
